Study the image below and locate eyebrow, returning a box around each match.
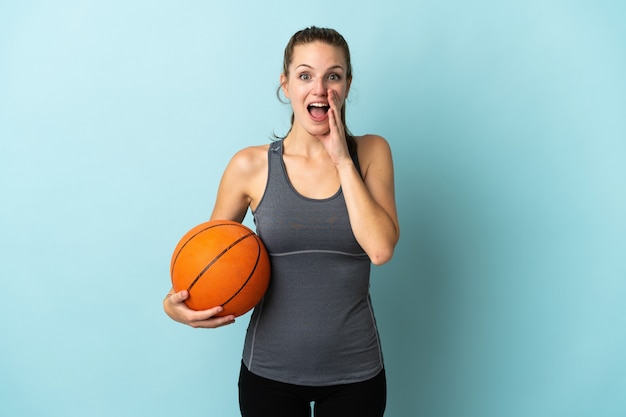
[295,64,345,71]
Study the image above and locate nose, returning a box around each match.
[312,77,327,95]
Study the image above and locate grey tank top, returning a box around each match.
[242,139,383,386]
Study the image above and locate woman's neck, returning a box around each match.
[283,126,328,158]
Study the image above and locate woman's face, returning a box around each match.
[281,41,351,137]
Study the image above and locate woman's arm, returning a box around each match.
[320,90,399,265]
[337,134,399,265]
[163,146,267,326]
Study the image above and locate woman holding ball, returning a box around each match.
[164,26,399,417]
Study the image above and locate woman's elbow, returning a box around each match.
[366,227,399,266]
[369,245,396,266]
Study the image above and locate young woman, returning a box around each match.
[164,26,399,417]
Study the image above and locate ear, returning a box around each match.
[280,73,290,99]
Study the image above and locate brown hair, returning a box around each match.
[276,26,356,153]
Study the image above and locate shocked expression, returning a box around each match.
[281,41,351,136]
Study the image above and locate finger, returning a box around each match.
[329,107,344,139]
[192,305,225,319]
[190,308,236,328]
[192,316,236,329]
[212,315,236,328]
[329,89,343,114]
[168,289,189,304]
[327,105,337,131]
[328,88,338,106]
[327,90,344,133]
[327,89,337,117]
[326,94,337,129]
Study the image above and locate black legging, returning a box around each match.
[238,362,387,417]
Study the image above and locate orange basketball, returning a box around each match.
[170,220,271,317]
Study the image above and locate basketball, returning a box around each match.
[170,220,271,317]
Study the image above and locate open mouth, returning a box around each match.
[307,103,330,119]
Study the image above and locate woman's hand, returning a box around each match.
[163,290,236,328]
[317,89,351,166]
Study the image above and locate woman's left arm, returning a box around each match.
[336,134,399,265]
[319,89,399,265]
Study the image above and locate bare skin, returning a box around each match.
[164,41,399,329]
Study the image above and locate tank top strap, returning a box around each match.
[266,140,289,192]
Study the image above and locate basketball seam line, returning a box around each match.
[186,233,254,293]
[219,236,262,308]
[171,223,232,277]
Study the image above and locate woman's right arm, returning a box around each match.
[163,146,267,328]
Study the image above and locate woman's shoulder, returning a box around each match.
[355,133,388,144]
[233,143,271,158]
[228,143,271,174]
[353,134,393,179]
[354,134,392,159]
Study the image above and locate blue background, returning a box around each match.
[1,1,625,416]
